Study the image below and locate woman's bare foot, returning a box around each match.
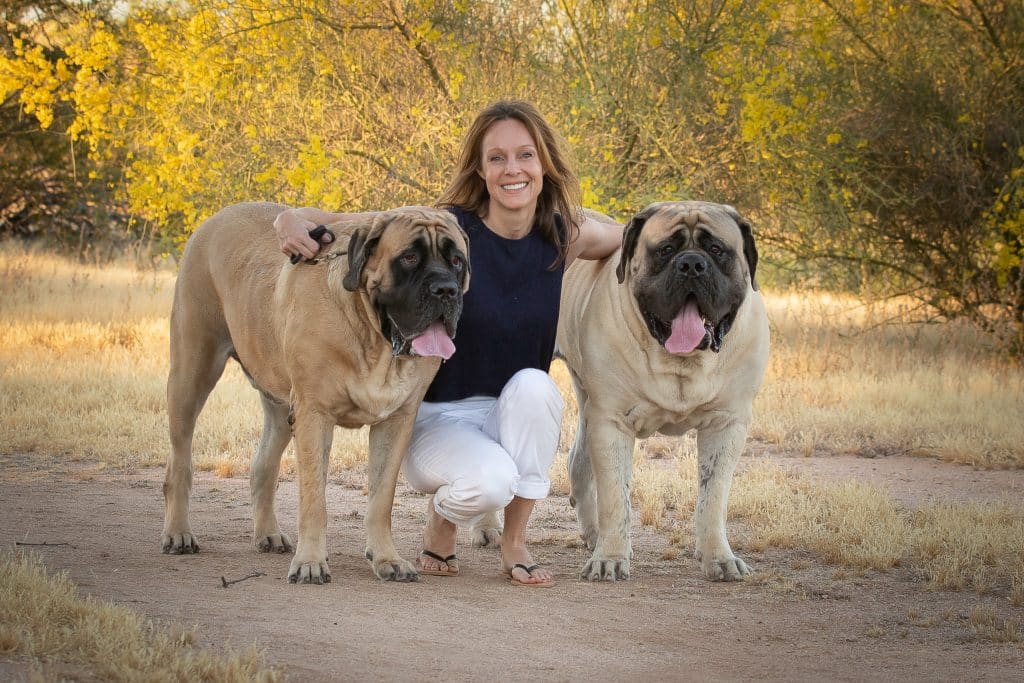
[417,499,459,576]
[501,542,554,586]
[500,496,553,586]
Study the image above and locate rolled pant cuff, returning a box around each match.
[513,480,551,500]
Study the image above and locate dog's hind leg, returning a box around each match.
[251,393,293,553]
[162,299,230,555]
[567,370,599,550]
[470,511,503,548]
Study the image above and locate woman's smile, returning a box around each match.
[479,118,544,224]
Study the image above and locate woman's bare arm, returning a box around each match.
[565,213,624,267]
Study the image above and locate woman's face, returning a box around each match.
[478,118,544,215]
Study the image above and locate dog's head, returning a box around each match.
[342,207,470,358]
[615,201,758,354]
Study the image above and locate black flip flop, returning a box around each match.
[506,563,554,588]
[417,549,459,576]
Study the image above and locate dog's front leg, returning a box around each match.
[364,411,419,582]
[288,404,334,585]
[694,419,751,581]
[580,413,636,582]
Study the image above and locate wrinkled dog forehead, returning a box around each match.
[643,201,745,249]
[379,209,467,250]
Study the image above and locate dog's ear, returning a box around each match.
[342,213,390,292]
[616,205,656,284]
[726,206,759,291]
[458,234,471,293]
[452,221,471,293]
[441,229,471,294]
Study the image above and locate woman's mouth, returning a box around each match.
[501,181,528,191]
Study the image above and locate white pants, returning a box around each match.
[402,368,564,526]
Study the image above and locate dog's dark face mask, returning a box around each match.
[616,202,758,354]
[344,212,470,358]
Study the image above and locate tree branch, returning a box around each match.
[385,0,453,105]
[818,0,889,66]
[555,0,597,93]
[341,148,430,195]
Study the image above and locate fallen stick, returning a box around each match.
[15,541,75,548]
[220,570,266,588]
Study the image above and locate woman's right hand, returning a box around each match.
[273,208,335,262]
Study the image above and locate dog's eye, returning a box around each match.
[449,255,464,271]
[707,244,723,256]
[658,244,676,258]
[400,252,420,267]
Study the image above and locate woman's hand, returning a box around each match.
[273,208,337,262]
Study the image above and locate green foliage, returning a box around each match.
[1,0,1022,349]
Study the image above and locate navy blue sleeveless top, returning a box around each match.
[424,206,564,402]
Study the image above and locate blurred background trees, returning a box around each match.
[2,0,1021,349]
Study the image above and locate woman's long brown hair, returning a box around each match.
[436,101,581,269]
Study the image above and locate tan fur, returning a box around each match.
[556,201,769,582]
[162,202,469,584]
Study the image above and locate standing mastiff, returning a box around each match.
[162,202,469,584]
[556,201,768,582]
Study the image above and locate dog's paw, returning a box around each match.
[471,525,502,548]
[697,551,751,582]
[287,557,331,585]
[254,532,293,554]
[161,532,200,554]
[470,512,502,548]
[371,556,420,583]
[580,553,630,582]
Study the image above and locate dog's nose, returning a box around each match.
[675,252,708,277]
[429,280,458,298]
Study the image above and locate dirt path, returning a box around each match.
[2,453,1022,681]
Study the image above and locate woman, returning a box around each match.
[274,101,622,587]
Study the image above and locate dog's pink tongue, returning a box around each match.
[410,322,455,359]
[665,301,706,354]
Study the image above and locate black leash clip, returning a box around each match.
[290,224,336,264]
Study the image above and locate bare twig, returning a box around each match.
[220,570,266,588]
[386,0,454,105]
[341,148,431,195]
[15,541,75,548]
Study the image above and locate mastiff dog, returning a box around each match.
[556,201,768,582]
[161,202,469,584]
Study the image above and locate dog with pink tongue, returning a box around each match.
[556,201,769,583]
[162,203,469,586]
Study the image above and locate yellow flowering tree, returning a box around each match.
[1,0,1022,349]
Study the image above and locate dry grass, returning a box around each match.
[631,453,1024,598]
[0,243,370,475]
[968,605,1022,644]
[0,552,278,681]
[3,241,1024,601]
[756,291,1024,468]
